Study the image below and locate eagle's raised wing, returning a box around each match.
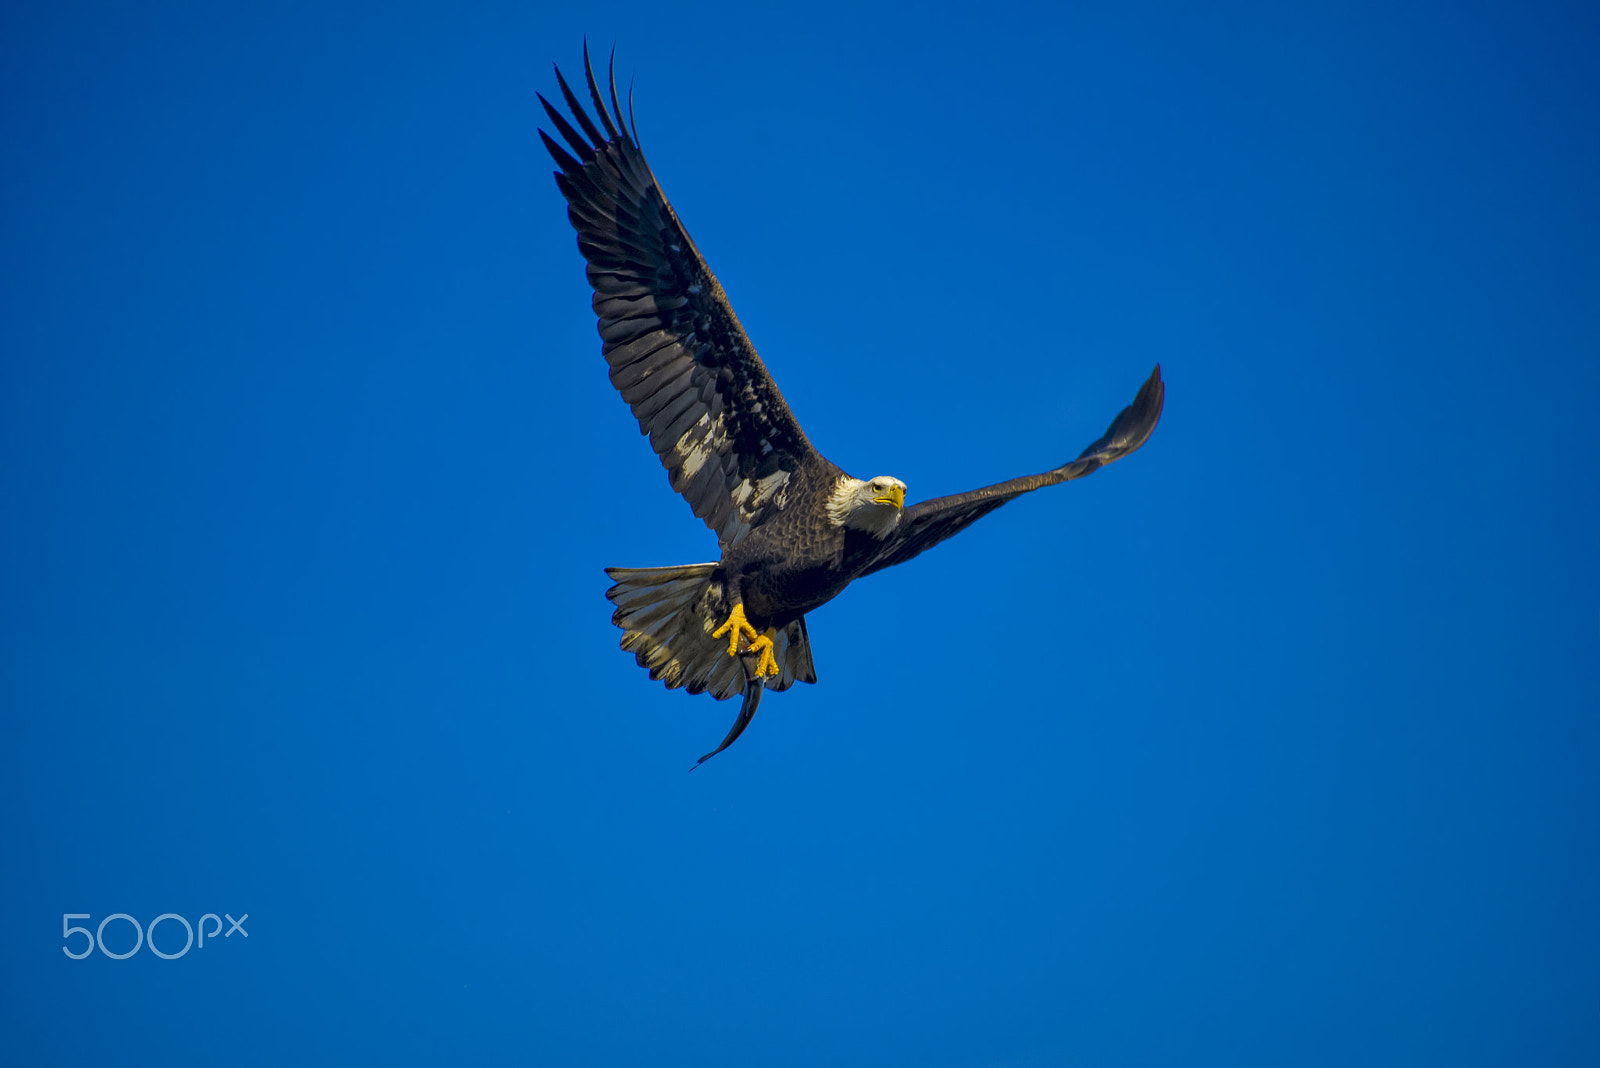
[859,366,1165,577]
[541,46,819,550]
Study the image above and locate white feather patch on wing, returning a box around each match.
[729,470,791,543]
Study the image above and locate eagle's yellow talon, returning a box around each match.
[710,603,754,656]
[747,631,779,678]
[711,605,781,678]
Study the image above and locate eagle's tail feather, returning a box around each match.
[604,565,816,702]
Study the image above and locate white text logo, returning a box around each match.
[61,912,249,960]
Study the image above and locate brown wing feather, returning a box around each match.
[541,46,819,549]
[859,366,1165,576]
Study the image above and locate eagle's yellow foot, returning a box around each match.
[711,604,780,679]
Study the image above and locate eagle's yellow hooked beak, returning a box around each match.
[873,485,905,509]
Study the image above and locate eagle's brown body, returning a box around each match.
[722,465,876,630]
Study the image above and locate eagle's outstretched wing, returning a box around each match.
[541,45,820,549]
[859,366,1165,577]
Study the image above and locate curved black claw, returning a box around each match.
[690,676,764,770]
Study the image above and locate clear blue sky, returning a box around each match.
[3,1,1597,1064]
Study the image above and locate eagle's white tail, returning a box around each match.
[605,564,816,700]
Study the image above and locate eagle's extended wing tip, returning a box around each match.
[1139,364,1165,431]
[1062,364,1166,471]
[1140,362,1163,402]
[1121,364,1166,444]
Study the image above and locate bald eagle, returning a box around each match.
[540,46,1164,765]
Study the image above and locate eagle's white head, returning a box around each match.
[826,475,906,538]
